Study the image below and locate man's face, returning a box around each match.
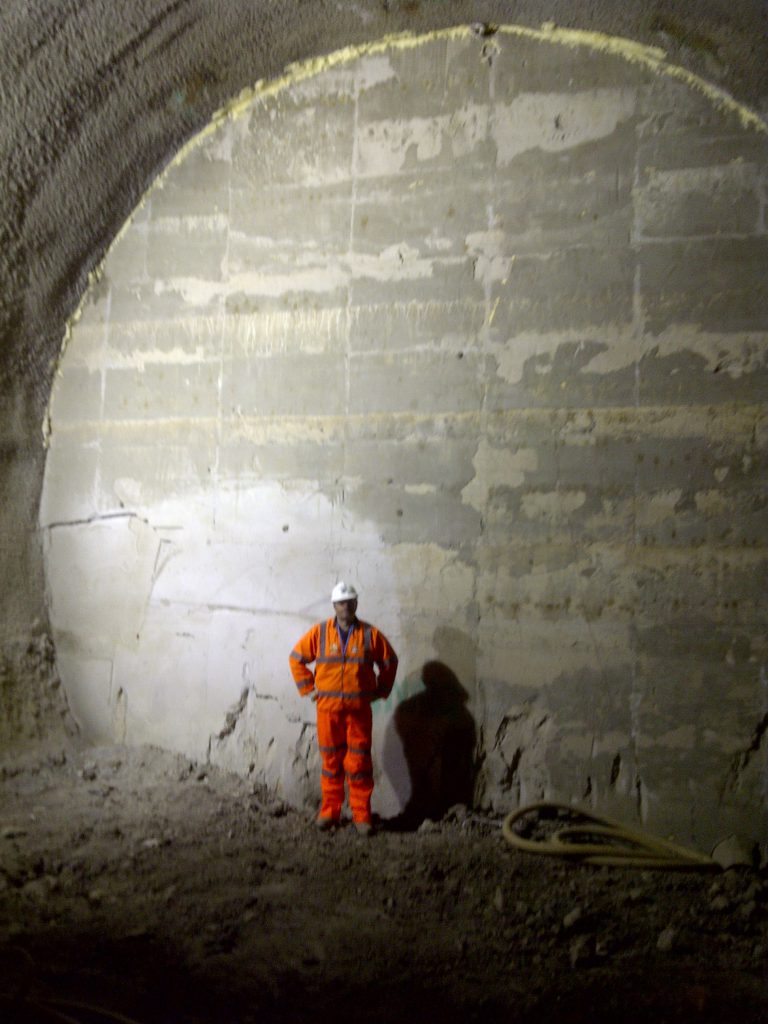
[333,598,358,627]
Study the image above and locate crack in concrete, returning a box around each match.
[151,538,178,585]
[634,774,645,819]
[609,752,622,788]
[723,712,768,793]
[215,687,249,742]
[493,709,551,802]
[41,511,156,531]
[500,746,523,799]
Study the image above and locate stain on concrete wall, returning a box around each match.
[41,27,768,846]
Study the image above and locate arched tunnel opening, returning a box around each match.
[3,10,768,1024]
[41,25,767,847]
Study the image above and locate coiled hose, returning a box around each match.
[502,801,719,870]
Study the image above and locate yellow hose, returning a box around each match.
[502,801,719,870]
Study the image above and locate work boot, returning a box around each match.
[315,816,336,831]
[354,821,373,838]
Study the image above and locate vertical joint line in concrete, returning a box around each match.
[631,258,643,421]
[628,657,640,805]
[627,117,646,783]
[92,284,113,513]
[757,166,767,235]
[211,121,233,528]
[630,112,646,553]
[107,655,116,720]
[477,34,498,432]
[98,284,112,421]
[343,65,361,455]
[471,35,498,645]
[628,115,644,780]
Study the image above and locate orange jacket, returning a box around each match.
[290,617,398,710]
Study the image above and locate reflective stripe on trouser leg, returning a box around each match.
[317,709,346,820]
[345,704,374,824]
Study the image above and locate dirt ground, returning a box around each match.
[0,743,766,1024]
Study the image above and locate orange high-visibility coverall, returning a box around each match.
[289,617,398,823]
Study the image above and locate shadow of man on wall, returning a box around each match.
[386,659,477,830]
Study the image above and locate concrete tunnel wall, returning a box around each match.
[38,26,768,846]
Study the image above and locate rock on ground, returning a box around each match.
[0,744,767,1024]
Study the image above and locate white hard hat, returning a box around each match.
[331,581,358,603]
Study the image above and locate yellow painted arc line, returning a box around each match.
[51,22,767,445]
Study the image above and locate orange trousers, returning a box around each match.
[316,704,373,824]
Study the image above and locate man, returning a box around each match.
[289,582,398,836]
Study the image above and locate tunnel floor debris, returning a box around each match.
[1,744,766,1023]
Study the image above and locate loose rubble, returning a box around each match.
[1,744,766,1023]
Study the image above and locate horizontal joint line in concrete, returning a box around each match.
[48,402,768,438]
[634,231,766,244]
[152,601,315,617]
